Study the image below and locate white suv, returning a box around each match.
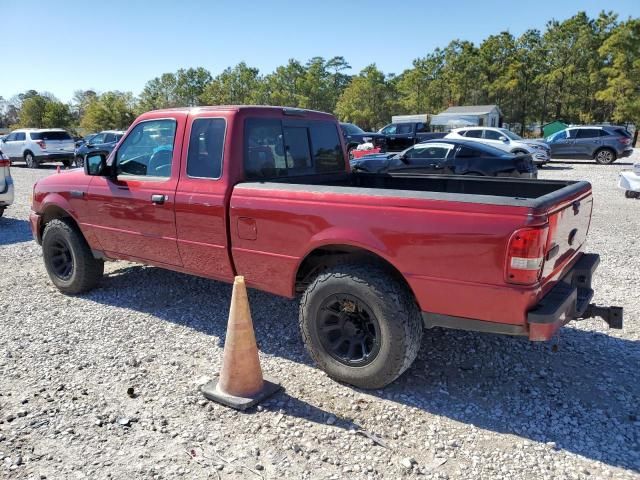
[0,129,76,168]
[0,150,14,217]
[446,127,551,165]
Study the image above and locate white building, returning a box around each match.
[430,105,503,131]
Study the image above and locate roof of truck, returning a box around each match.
[145,105,336,117]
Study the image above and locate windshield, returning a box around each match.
[341,123,365,135]
[501,129,522,140]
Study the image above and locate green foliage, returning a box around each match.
[335,64,398,131]
[80,91,136,132]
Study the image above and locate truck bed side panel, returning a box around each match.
[230,184,539,325]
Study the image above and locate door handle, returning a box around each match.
[151,194,166,205]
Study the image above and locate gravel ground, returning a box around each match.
[1,156,639,480]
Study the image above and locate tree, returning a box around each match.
[263,59,307,107]
[80,91,136,131]
[17,95,50,128]
[335,64,397,130]
[200,62,264,105]
[174,67,213,106]
[596,18,640,127]
[138,73,179,112]
[42,102,73,128]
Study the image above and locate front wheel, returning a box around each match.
[42,219,104,294]
[299,263,422,389]
[595,148,616,164]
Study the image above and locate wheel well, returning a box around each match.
[511,149,528,155]
[40,206,77,240]
[24,150,34,158]
[295,245,417,301]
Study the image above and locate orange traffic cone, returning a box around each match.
[201,276,281,410]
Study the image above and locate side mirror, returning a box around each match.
[499,136,509,142]
[84,153,109,176]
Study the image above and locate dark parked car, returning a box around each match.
[546,125,633,164]
[74,130,124,167]
[350,139,537,178]
[378,122,446,151]
[340,123,386,158]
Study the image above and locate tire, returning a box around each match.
[24,151,38,168]
[511,149,529,155]
[594,148,616,165]
[74,156,85,168]
[625,190,639,199]
[42,218,104,294]
[299,263,422,389]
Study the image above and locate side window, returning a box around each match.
[103,133,116,143]
[244,119,345,180]
[116,119,176,178]
[90,133,106,144]
[309,123,345,173]
[465,130,483,138]
[457,130,467,136]
[5,133,16,141]
[566,129,578,139]
[245,118,285,179]
[15,132,26,141]
[407,145,450,159]
[576,129,600,139]
[396,123,413,134]
[381,124,397,135]
[186,118,225,179]
[415,123,429,133]
[455,146,478,158]
[484,130,503,140]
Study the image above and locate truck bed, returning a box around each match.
[245,172,590,210]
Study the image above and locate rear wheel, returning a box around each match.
[594,148,616,164]
[42,219,104,294]
[24,152,38,168]
[625,190,640,199]
[299,263,422,389]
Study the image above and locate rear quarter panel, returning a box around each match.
[229,184,545,325]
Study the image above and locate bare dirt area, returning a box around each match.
[1,158,639,479]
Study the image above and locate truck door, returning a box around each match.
[394,123,416,150]
[174,115,235,281]
[86,117,183,266]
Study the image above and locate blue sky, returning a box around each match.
[2,0,637,102]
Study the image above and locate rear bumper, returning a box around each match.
[620,148,634,158]
[527,253,623,340]
[35,152,74,163]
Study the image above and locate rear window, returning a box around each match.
[244,118,345,180]
[613,128,632,138]
[30,131,72,141]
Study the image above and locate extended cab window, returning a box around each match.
[396,123,413,134]
[187,118,225,179]
[245,118,345,179]
[116,119,176,178]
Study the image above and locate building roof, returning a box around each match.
[439,105,502,116]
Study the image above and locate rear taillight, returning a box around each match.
[618,136,631,145]
[506,226,549,285]
[0,152,9,167]
[36,140,47,149]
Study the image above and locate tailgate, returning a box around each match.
[540,190,593,281]
[44,139,75,153]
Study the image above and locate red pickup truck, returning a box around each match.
[30,106,622,388]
